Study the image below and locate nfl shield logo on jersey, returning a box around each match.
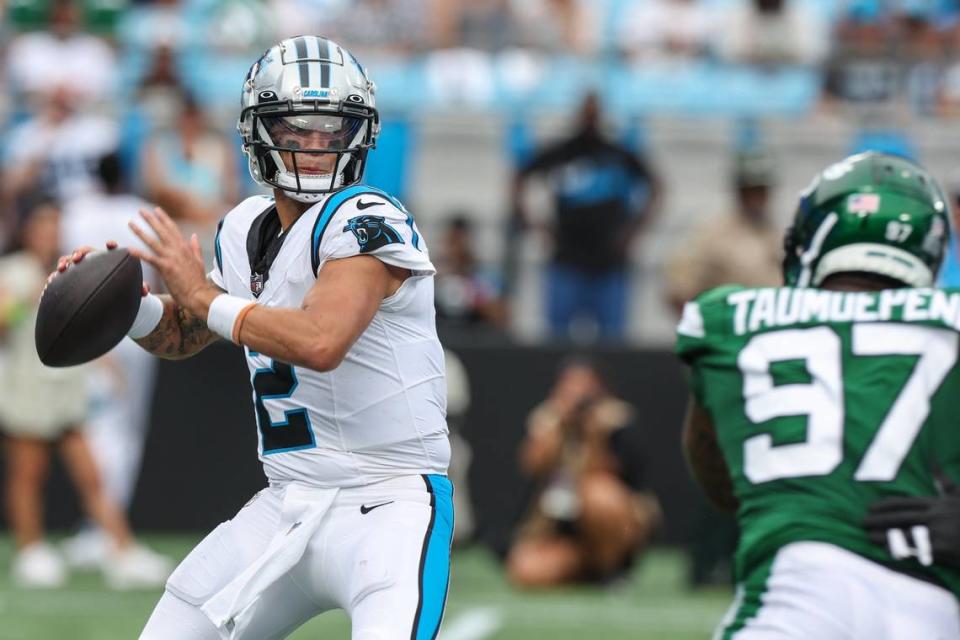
[250,272,265,297]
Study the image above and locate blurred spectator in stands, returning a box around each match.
[506,358,661,587]
[137,43,188,131]
[122,0,270,68]
[512,93,661,341]
[617,0,714,63]
[510,0,595,55]
[897,9,947,117]
[316,0,433,57]
[823,8,905,124]
[60,155,160,571]
[139,42,183,100]
[113,43,189,199]
[435,214,508,331]
[718,0,829,68]
[140,94,239,224]
[664,149,781,313]
[6,0,117,105]
[2,86,118,240]
[428,0,515,105]
[8,0,123,35]
[271,0,341,41]
[0,196,170,589]
[206,0,274,53]
[434,0,516,51]
[119,0,191,53]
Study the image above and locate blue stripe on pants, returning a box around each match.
[411,475,454,640]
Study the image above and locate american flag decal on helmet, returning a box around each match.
[848,193,881,214]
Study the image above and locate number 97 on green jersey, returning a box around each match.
[676,284,960,590]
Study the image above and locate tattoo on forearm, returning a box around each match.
[135,299,216,359]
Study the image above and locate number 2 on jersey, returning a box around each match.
[251,358,316,454]
[738,324,958,483]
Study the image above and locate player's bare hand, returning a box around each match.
[56,244,98,272]
[128,207,213,313]
[49,241,120,285]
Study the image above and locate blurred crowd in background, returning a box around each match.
[6,0,960,344]
[6,0,960,591]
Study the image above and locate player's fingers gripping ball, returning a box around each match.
[128,207,209,309]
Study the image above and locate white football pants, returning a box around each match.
[140,475,453,640]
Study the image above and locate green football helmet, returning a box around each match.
[783,152,951,288]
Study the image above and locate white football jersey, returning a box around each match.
[209,186,449,487]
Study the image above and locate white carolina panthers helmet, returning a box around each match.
[238,36,380,202]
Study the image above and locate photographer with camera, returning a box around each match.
[506,358,661,587]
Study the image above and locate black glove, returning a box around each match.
[864,479,960,569]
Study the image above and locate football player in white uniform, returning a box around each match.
[57,36,452,640]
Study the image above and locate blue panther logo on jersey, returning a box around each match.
[343,215,404,253]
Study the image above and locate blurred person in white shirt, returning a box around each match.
[617,0,715,63]
[718,0,829,67]
[2,86,118,239]
[6,0,117,105]
[508,0,596,55]
[1,195,170,590]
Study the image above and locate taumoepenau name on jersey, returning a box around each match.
[720,287,960,336]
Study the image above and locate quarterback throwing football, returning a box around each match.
[60,37,452,639]
[678,152,960,639]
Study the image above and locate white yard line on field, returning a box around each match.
[441,606,503,640]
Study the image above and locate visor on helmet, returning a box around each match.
[262,114,364,150]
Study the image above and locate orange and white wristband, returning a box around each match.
[207,294,257,344]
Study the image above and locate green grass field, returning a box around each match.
[0,535,732,640]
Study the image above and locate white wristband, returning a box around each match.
[127,294,164,339]
[207,294,255,343]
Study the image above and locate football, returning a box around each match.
[35,248,143,367]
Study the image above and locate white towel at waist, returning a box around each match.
[201,483,339,639]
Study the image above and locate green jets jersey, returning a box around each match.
[676,284,960,596]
